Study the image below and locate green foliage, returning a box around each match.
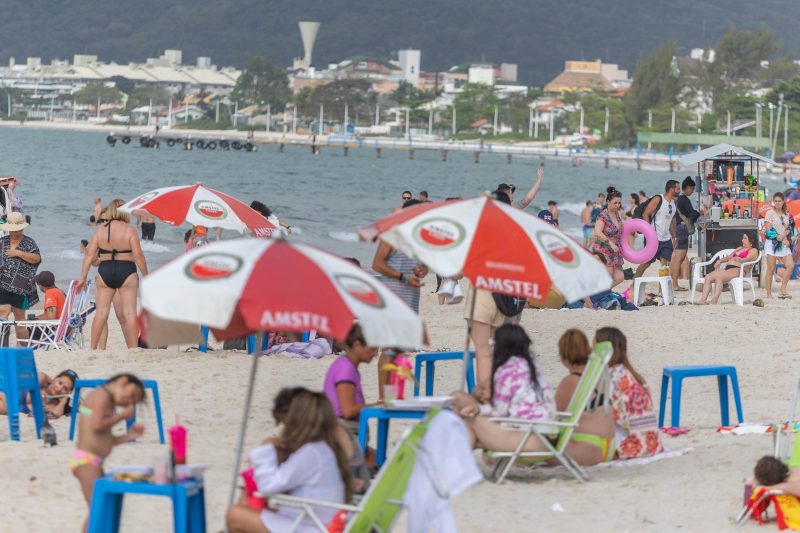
[109,76,135,94]
[623,41,680,127]
[452,83,500,130]
[566,94,630,144]
[74,83,123,105]
[231,56,291,110]
[301,79,373,118]
[125,86,171,110]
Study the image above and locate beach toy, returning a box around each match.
[169,417,187,465]
[621,218,657,264]
[527,288,565,309]
[383,356,414,400]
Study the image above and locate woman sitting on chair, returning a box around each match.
[696,231,758,305]
[225,389,352,533]
[451,324,555,454]
[554,329,615,465]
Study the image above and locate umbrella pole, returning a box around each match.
[461,285,477,392]
[226,331,263,514]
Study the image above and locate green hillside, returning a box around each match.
[0,0,798,84]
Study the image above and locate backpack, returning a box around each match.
[632,195,663,222]
[492,293,527,317]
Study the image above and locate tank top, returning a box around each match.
[652,195,676,242]
[380,250,420,313]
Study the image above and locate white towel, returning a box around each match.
[403,410,483,532]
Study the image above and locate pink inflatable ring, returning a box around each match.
[621,219,658,264]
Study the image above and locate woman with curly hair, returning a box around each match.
[594,327,662,459]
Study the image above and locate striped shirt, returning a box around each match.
[379,250,421,313]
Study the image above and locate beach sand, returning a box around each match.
[0,278,795,532]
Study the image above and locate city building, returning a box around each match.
[543,60,629,93]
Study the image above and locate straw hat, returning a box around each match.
[0,212,28,231]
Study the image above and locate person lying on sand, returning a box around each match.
[0,369,78,419]
[451,324,556,454]
[225,389,351,533]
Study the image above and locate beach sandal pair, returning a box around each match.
[779,293,793,300]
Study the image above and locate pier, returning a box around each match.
[104,130,691,171]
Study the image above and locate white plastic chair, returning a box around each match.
[690,248,760,305]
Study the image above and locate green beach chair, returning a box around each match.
[488,341,614,484]
[267,408,444,533]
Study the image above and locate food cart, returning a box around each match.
[679,144,775,280]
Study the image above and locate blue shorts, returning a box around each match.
[647,239,674,264]
[583,224,594,240]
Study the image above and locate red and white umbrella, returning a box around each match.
[120,183,276,237]
[359,196,611,303]
[140,238,424,348]
[139,237,424,511]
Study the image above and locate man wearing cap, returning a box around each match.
[537,209,556,225]
[495,167,544,210]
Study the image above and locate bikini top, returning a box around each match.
[97,221,132,257]
[733,248,750,259]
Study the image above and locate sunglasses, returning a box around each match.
[402,196,411,200]
[669,205,673,214]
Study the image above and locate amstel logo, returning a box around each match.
[535,231,580,268]
[335,275,385,308]
[185,253,243,280]
[194,200,228,220]
[413,218,465,250]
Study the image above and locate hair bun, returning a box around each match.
[606,186,618,196]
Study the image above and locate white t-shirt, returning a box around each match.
[652,195,676,242]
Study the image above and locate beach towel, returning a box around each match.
[264,338,332,359]
[748,486,800,530]
[403,410,482,533]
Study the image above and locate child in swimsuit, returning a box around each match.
[72,374,146,532]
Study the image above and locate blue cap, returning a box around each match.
[537,210,555,224]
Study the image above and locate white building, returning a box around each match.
[468,65,495,85]
[398,49,421,88]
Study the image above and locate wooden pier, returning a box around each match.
[105,131,687,171]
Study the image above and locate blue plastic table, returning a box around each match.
[413,351,475,396]
[358,406,426,466]
[88,477,205,533]
[658,365,744,428]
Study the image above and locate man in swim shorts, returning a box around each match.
[580,200,594,247]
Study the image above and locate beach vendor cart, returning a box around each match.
[680,144,774,283]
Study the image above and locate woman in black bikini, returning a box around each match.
[77,200,148,349]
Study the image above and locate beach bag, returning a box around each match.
[223,337,248,350]
[632,195,662,222]
[492,293,527,317]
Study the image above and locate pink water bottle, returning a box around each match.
[391,356,413,400]
[169,417,187,465]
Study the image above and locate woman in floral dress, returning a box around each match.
[595,326,663,459]
[591,186,625,288]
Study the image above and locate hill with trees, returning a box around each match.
[0,0,799,84]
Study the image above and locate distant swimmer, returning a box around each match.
[250,200,292,235]
[580,200,594,247]
[495,167,544,210]
[547,200,559,227]
[135,211,156,241]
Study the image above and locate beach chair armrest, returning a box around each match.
[489,417,576,428]
[261,493,360,513]
[13,320,59,328]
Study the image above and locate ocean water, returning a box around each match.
[0,126,732,283]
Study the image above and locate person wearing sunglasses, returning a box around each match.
[0,368,79,419]
[635,179,681,279]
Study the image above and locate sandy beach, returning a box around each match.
[0,273,795,532]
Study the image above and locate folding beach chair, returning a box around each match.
[488,341,614,484]
[12,281,83,350]
[736,487,793,526]
[64,281,94,349]
[267,408,446,533]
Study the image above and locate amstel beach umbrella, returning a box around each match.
[360,195,612,390]
[119,183,276,236]
[139,238,424,508]
[359,196,612,303]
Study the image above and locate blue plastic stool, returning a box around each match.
[198,326,210,353]
[358,406,426,467]
[0,348,45,441]
[246,334,269,354]
[414,351,475,396]
[69,379,165,444]
[658,365,744,428]
[88,477,205,533]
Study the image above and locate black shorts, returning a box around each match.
[141,222,156,241]
[0,288,29,310]
[676,223,689,250]
[647,239,674,264]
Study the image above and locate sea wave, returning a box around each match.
[328,231,360,242]
[558,201,589,217]
[141,242,175,253]
[50,249,83,260]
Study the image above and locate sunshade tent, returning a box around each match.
[139,238,425,509]
[119,183,276,236]
[360,195,612,388]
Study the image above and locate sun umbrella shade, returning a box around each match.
[120,183,276,236]
[359,196,611,303]
[140,238,424,349]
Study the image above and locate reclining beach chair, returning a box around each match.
[64,281,94,349]
[267,408,446,532]
[13,281,83,350]
[488,341,613,484]
[736,487,791,526]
